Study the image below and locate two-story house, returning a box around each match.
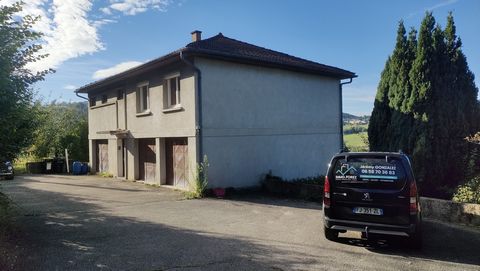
[76,31,356,189]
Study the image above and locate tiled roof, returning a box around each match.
[185,33,355,79]
[77,33,355,93]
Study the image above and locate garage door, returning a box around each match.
[139,138,156,182]
[166,138,188,187]
[96,140,108,173]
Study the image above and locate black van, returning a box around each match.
[323,152,422,248]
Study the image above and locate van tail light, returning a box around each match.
[324,176,331,208]
[410,181,418,215]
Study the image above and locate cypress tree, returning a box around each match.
[387,22,416,153]
[369,11,479,197]
[444,13,480,182]
[407,12,437,187]
[368,57,392,151]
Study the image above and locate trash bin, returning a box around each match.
[44,159,54,174]
[81,163,89,175]
[52,158,65,174]
[72,161,82,175]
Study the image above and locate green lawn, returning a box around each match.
[344,132,369,152]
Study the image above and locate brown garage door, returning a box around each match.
[96,140,108,173]
[138,138,156,182]
[166,138,188,187]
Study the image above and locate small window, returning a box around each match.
[90,96,96,107]
[167,77,180,107]
[117,89,124,100]
[137,83,149,113]
[101,94,108,104]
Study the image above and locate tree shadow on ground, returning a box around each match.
[224,192,323,211]
[334,219,480,266]
[0,184,324,271]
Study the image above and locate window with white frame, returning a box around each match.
[137,82,150,113]
[167,76,180,108]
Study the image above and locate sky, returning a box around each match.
[4,0,480,116]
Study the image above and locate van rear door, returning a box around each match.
[330,156,410,225]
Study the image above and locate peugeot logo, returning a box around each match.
[363,193,371,200]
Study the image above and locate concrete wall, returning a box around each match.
[196,58,341,188]
[87,63,198,182]
[420,197,480,226]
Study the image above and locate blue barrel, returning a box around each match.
[72,161,82,175]
[81,163,89,175]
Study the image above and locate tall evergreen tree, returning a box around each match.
[369,11,478,197]
[387,22,416,153]
[368,57,392,151]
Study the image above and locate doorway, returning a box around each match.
[96,140,108,173]
[138,138,156,182]
[165,138,188,187]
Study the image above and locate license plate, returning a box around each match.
[353,207,383,216]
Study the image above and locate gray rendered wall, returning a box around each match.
[196,58,341,188]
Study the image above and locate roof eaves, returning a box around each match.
[76,48,185,93]
[188,48,356,79]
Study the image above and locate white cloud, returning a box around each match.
[92,61,144,80]
[99,7,112,15]
[407,0,459,18]
[426,0,459,11]
[64,84,77,90]
[3,0,103,73]
[106,0,171,15]
[1,0,174,73]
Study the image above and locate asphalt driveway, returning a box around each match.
[1,175,479,271]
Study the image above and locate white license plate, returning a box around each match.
[353,207,383,216]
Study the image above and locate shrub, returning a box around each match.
[186,155,209,199]
[452,176,480,204]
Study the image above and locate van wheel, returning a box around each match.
[324,226,339,241]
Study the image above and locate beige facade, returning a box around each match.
[85,57,345,188]
[88,65,198,188]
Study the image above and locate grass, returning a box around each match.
[343,123,368,134]
[185,155,209,199]
[13,154,42,175]
[344,132,369,152]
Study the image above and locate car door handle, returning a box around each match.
[333,192,347,196]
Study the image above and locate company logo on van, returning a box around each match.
[335,164,358,181]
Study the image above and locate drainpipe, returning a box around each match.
[180,51,203,163]
[339,78,353,151]
[75,91,89,101]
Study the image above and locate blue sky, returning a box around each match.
[16,0,480,116]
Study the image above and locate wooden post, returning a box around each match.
[65,149,69,173]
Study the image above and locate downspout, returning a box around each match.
[75,91,89,101]
[180,51,203,163]
[339,78,353,151]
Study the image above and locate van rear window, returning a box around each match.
[333,157,407,189]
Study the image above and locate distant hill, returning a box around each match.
[343,113,369,124]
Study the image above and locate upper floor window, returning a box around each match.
[117,89,124,100]
[167,76,180,108]
[137,82,149,113]
[101,94,108,104]
[89,96,96,107]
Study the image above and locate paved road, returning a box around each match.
[1,175,479,271]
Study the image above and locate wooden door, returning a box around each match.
[96,140,108,173]
[166,138,188,187]
[138,138,156,182]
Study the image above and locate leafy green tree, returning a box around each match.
[33,102,89,161]
[0,2,52,160]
